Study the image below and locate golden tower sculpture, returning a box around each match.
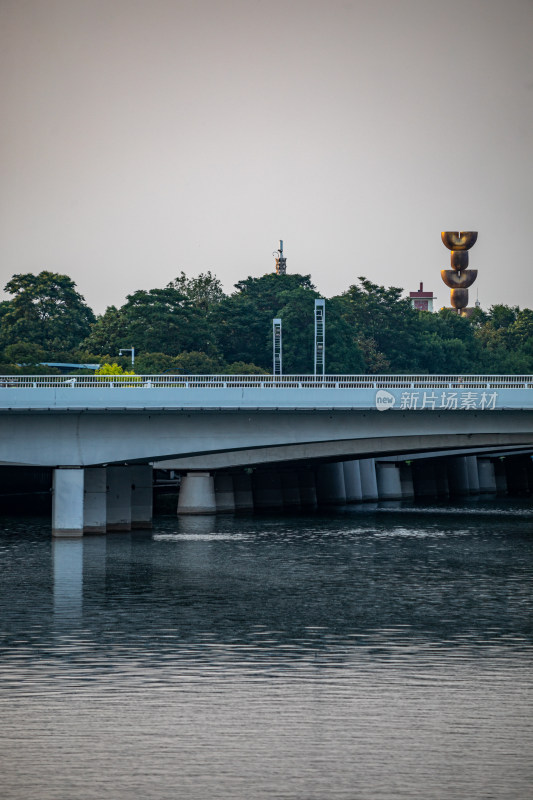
[440,231,478,315]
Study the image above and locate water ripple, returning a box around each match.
[0,506,532,799]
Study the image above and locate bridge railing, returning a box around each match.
[1,374,532,389]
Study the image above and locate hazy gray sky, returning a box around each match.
[1,0,532,314]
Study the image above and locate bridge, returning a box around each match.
[1,373,532,535]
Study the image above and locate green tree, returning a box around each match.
[3,342,47,365]
[222,361,267,375]
[81,306,124,356]
[339,278,419,372]
[172,351,223,374]
[95,362,135,376]
[487,304,519,329]
[1,272,95,354]
[167,271,225,313]
[214,273,318,370]
[471,304,533,373]
[83,287,218,358]
[133,352,177,374]
[413,308,479,373]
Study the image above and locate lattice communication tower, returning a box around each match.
[273,318,282,376]
[314,299,325,377]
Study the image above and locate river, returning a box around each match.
[1,501,532,799]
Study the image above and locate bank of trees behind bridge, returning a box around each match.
[1,269,532,375]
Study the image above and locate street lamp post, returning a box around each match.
[119,348,135,367]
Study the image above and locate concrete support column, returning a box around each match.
[376,462,403,500]
[281,471,301,509]
[131,465,153,529]
[359,458,378,502]
[466,456,480,495]
[214,473,235,513]
[252,470,284,511]
[233,472,254,512]
[343,460,362,503]
[505,457,530,496]
[412,461,437,499]
[106,466,132,531]
[399,463,414,499]
[178,472,216,514]
[83,467,107,534]
[298,469,317,509]
[447,456,470,497]
[494,460,508,496]
[316,462,346,505]
[477,458,497,495]
[435,462,450,499]
[52,468,84,538]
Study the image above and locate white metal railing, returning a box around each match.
[0,374,532,389]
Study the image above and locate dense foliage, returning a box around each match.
[1,269,532,374]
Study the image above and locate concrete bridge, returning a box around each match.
[1,373,532,535]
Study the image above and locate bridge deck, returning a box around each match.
[1,374,532,412]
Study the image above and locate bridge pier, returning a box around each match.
[434,461,450,499]
[494,460,508,496]
[359,458,378,501]
[252,470,284,511]
[316,462,346,505]
[448,456,470,497]
[83,467,107,534]
[376,462,402,500]
[281,471,301,509]
[399,463,414,499]
[412,461,437,499]
[232,472,254,511]
[343,460,362,503]
[504,456,530,496]
[131,465,153,528]
[466,456,480,495]
[214,473,235,513]
[106,466,132,531]
[477,458,497,495]
[298,468,317,509]
[178,472,217,514]
[52,468,85,537]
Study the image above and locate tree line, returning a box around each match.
[1,269,532,375]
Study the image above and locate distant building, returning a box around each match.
[410,282,435,312]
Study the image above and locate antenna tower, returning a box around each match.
[274,240,287,274]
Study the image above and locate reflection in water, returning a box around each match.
[82,535,107,596]
[1,503,533,800]
[177,514,217,536]
[52,539,83,623]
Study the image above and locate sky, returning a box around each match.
[1,0,532,315]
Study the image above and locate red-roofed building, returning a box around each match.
[410,282,435,312]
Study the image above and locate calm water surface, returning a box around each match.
[1,502,532,799]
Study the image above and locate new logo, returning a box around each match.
[375,390,396,411]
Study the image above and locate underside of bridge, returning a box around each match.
[1,408,533,468]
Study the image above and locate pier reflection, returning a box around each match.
[52,539,83,623]
[46,505,533,659]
